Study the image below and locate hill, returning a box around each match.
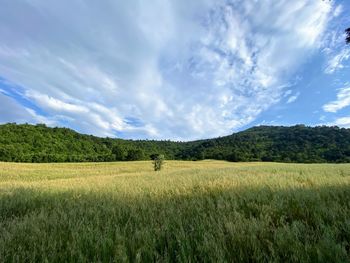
[0,123,350,163]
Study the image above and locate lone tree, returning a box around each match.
[153,154,165,171]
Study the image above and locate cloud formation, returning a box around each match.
[0,0,336,139]
[323,86,350,113]
[325,116,350,129]
[324,49,350,74]
[286,92,301,104]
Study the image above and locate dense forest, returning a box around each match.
[0,123,350,163]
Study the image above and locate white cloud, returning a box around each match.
[0,93,53,125]
[322,4,350,75]
[26,90,89,114]
[325,116,350,128]
[286,92,300,104]
[283,90,293,97]
[324,49,350,74]
[0,88,9,95]
[0,0,335,140]
[0,93,29,122]
[323,86,350,113]
[333,5,343,17]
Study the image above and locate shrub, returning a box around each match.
[153,154,164,171]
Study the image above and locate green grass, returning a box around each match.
[1,161,350,262]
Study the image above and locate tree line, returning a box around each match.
[0,123,350,163]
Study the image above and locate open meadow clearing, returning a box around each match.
[1,161,350,262]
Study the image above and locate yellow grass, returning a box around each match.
[1,161,350,262]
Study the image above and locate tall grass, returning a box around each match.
[0,161,350,262]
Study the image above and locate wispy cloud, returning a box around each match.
[323,86,350,113]
[0,93,53,125]
[322,3,350,75]
[286,92,301,104]
[324,48,350,74]
[0,0,336,139]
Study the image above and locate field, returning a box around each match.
[1,161,350,262]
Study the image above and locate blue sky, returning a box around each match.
[0,0,349,140]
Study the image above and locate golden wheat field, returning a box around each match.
[1,161,350,262]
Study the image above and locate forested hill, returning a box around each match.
[0,123,350,163]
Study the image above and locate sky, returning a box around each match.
[0,0,349,141]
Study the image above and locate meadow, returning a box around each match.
[0,161,350,262]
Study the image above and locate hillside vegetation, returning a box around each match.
[0,123,350,163]
[1,161,349,262]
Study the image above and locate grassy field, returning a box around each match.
[1,161,350,262]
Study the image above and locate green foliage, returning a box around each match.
[153,154,164,171]
[112,145,127,161]
[126,148,145,161]
[0,123,350,163]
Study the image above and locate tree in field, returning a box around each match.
[153,154,164,171]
